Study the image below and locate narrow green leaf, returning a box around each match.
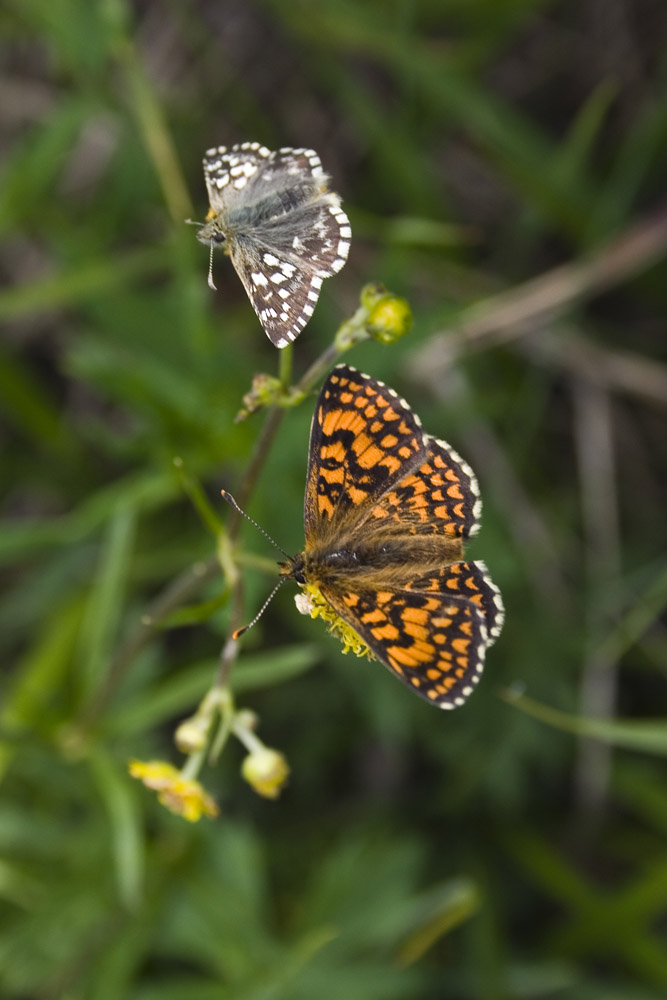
[0,470,174,565]
[172,457,224,538]
[0,247,166,321]
[502,688,667,756]
[558,80,616,192]
[0,98,90,234]
[232,644,321,692]
[397,877,480,966]
[104,644,320,737]
[76,502,137,702]
[354,212,476,249]
[596,564,667,665]
[88,748,144,910]
[156,589,229,628]
[0,346,72,454]
[0,597,85,783]
[589,94,667,239]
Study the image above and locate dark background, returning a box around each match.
[2,1,667,997]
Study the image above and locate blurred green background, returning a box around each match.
[2,0,667,997]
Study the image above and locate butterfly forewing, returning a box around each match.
[203,142,273,213]
[304,365,427,544]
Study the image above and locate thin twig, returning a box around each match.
[410,206,667,380]
[215,398,289,685]
[80,556,218,726]
[572,378,621,820]
[231,407,286,532]
[518,329,667,410]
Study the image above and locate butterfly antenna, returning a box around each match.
[221,489,290,559]
[184,219,217,290]
[232,577,288,639]
[207,241,217,290]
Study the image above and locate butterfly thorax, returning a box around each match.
[280,533,464,591]
[197,179,327,246]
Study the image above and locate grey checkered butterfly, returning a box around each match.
[193,142,351,348]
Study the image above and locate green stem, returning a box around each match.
[111,31,192,224]
[232,406,286,524]
[180,745,208,781]
[293,300,372,395]
[173,457,224,538]
[296,343,340,395]
[232,719,265,755]
[208,687,236,763]
[279,344,293,390]
[79,556,219,728]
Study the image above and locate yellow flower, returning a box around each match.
[128,759,219,821]
[296,584,372,659]
[241,748,290,800]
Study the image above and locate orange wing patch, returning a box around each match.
[318,584,491,709]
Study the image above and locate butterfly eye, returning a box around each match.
[211,232,226,244]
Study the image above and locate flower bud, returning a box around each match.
[241,748,290,800]
[236,373,282,421]
[367,294,413,344]
[174,715,209,754]
[235,708,259,732]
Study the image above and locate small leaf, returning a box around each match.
[88,748,144,909]
[396,877,480,967]
[502,688,667,756]
[156,589,229,628]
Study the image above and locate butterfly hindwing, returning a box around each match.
[321,584,489,709]
[406,560,505,644]
[228,199,350,347]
